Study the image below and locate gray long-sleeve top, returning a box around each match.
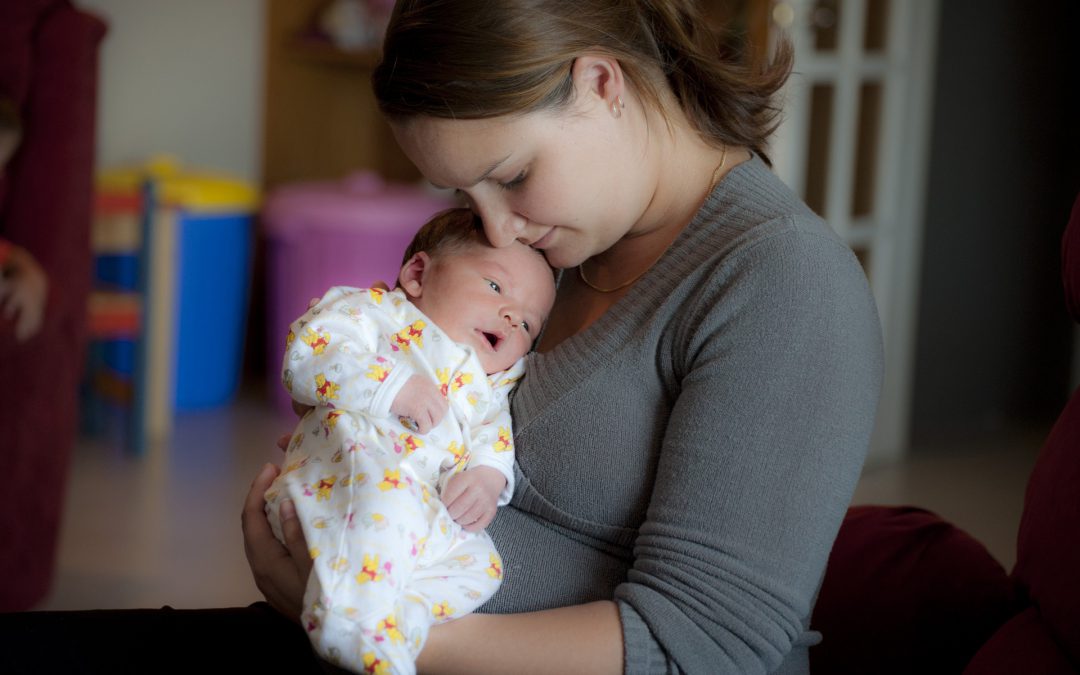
[481,156,884,674]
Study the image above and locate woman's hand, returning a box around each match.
[241,463,312,621]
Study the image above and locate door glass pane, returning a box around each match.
[812,0,840,52]
[864,0,889,52]
[852,247,872,275]
[852,81,882,218]
[804,83,834,217]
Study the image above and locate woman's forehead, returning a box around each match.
[393,115,540,187]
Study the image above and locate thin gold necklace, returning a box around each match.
[578,145,729,293]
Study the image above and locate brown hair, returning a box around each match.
[401,207,486,265]
[372,0,792,164]
[400,207,555,282]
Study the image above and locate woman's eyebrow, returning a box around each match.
[469,154,512,185]
[428,154,512,190]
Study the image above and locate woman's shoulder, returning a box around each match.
[665,157,859,298]
[657,159,880,351]
[689,155,835,253]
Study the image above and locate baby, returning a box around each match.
[265,208,555,675]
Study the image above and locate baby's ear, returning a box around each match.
[398,251,430,298]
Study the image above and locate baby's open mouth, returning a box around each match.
[482,332,499,348]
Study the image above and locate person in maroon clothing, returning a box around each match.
[0,96,48,343]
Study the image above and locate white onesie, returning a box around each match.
[265,286,520,675]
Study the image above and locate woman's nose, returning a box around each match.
[476,200,525,248]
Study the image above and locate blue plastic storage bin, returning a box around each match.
[173,210,254,409]
[98,158,258,413]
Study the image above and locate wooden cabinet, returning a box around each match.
[261,0,417,190]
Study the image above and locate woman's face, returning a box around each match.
[391,101,655,269]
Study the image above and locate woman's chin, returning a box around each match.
[540,248,580,270]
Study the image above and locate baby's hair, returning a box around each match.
[400,207,555,281]
[401,207,486,265]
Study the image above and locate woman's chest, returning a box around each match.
[536,282,631,353]
[511,343,678,532]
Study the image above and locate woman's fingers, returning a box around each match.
[241,464,281,576]
[242,463,279,544]
[241,463,305,620]
[291,399,313,419]
[278,499,313,580]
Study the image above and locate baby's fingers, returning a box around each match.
[456,501,489,532]
[429,399,449,428]
[447,488,486,525]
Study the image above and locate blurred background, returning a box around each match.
[0,0,1077,613]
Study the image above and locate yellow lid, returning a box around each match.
[97,155,259,212]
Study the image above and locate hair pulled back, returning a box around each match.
[373,0,793,164]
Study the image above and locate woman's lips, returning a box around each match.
[529,228,555,249]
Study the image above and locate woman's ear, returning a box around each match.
[571,53,626,115]
[398,251,431,298]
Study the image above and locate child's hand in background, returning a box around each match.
[0,242,48,342]
[442,466,506,532]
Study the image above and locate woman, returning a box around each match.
[244,1,883,673]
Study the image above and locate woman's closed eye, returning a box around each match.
[498,170,527,191]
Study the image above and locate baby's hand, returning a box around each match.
[390,374,447,433]
[442,466,506,533]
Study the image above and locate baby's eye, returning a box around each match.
[521,320,531,333]
[486,279,501,293]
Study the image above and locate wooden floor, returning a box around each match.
[37,393,1043,611]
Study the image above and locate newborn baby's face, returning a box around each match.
[410,241,555,374]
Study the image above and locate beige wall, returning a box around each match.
[79,0,264,183]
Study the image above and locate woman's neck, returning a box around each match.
[584,117,735,284]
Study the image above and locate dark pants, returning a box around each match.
[0,602,333,674]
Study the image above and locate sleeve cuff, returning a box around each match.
[368,362,415,419]
[618,601,674,675]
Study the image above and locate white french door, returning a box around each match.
[767,0,941,464]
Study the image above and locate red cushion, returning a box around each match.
[1012,389,1080,666]
[810,505,1016,674]
[964,607,1076,674]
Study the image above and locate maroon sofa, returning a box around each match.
[811,194,1080,673]
[0,1,106,610]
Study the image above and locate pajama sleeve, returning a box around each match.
[461,359,526,506]
[283,286,414,418]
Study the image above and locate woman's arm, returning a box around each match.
[417,601,624,675]
[241,463,625,673]
[612,227,884,673]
